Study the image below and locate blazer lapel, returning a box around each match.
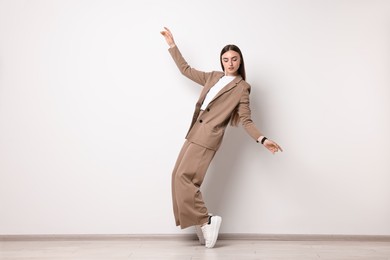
[208,75,243,105]
[197,72,224,106]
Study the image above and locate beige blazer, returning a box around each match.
[169,46,263,151]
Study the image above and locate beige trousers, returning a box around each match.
[171,140,216,229]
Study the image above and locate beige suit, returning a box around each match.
[169,46,263,229]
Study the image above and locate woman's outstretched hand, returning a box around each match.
[160,27,176,48]
[260,137,283,154]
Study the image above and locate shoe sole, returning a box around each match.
[206,216,222,248]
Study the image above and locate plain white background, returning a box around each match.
[0,0,389,235]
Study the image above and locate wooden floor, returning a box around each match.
[1,237,390,260]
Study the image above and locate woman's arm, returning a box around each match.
[161,27,211,86]
[238,84,283,154]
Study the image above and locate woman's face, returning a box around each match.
[221,50,241,76]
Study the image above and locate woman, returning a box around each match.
[161,27,282,248]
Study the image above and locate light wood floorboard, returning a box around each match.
[1,237,390,259]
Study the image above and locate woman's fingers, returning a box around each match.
[160,30,170,38]
[161,27,176,47]
[266,141,282,154]
[269,140,283,153]
[161,28,174,42]
[164,27,173,37]
[162,27,173,38]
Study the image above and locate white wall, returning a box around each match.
[0,0,389,235]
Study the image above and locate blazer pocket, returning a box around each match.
[203,123,221,134]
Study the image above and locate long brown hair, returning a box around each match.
[220,44,246,126]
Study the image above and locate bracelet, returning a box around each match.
[260,136,267,144]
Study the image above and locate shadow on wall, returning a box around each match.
[201,127,247,212]
[200,83,267,215]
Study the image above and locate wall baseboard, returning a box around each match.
[1,233,390,242]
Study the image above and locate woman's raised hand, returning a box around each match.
[160,27,176,48]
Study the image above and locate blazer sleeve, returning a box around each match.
[238,84,263,141]
[168,46,212,86]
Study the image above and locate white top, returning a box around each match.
[200,76,235,110]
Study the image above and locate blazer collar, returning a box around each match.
[208,74,243,105]
[197,72,243,109]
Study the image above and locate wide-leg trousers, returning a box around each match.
[171,140,216,229]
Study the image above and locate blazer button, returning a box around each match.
[199,119,203,123]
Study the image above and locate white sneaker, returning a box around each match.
[201,216,222,248]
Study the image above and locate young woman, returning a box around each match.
[161,27,282,248]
